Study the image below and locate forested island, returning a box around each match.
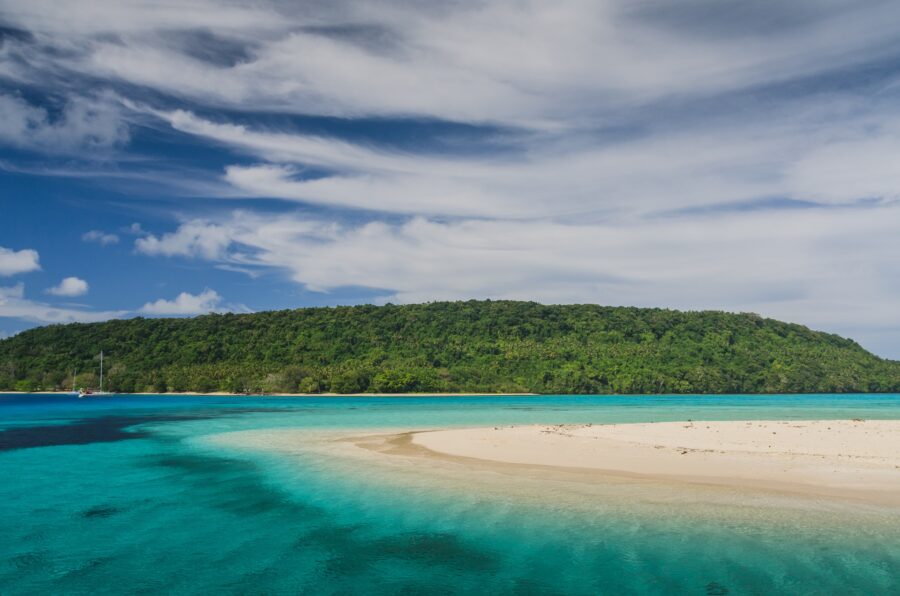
[1,301,898,394]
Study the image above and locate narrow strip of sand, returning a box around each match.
[402,420,900,506]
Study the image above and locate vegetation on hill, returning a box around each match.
[0,301,897,394]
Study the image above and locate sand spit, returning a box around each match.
[400,420,900,506]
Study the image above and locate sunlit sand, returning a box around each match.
[402,420,900,506]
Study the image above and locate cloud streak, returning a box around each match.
[7,1,900,126]
[139,94,900,222]
[0,93,128,153]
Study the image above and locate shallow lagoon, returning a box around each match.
[1,393,898,594]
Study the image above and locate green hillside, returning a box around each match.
[1,301,898,394]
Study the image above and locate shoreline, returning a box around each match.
[4,390,900,397]
[363,420,900,507]
[0,391,539,397]
[205,419,900,512]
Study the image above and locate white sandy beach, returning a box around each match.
[407,420,900,505]
[207,419,900,507]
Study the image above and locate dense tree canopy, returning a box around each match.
[1,301,897,394]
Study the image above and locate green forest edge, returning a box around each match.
[1,301,898,394]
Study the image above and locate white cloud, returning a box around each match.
[45,276,89,297]
[786,123,900,204]
[0,283,25,300]
[6,1,900,220]
[0,0,281,35]
[5,1,900,127]
[0,246,40,276]
[140,289,223,315]
[135,222,232,259]
[82,230,120,245]
[50,4,900,122]
[0,283,125,323]
[223,164,519,218]
[137,95,900,222]
[5,1,900,220]
[0,93,129,152]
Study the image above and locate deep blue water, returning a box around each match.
[1,393,898,595]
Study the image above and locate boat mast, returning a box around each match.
[99,351,104,393]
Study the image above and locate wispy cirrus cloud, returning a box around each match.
[7,0,900,217]
[150,97,900,221]
[0,93,129,153]
[7,0,900,126]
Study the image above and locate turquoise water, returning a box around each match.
[1,393,898,595]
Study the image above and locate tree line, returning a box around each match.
[1,300,898,394]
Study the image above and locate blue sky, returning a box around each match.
[1,0,900,358]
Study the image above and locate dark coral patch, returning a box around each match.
[0,414,204,452]
[81,505,121,519]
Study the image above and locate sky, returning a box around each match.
[1,0,900,358]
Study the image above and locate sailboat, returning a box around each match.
[79,351,110,398]
[66,368,80,397]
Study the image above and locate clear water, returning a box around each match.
[1,393,898,595]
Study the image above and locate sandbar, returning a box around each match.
[398,420,900,506]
